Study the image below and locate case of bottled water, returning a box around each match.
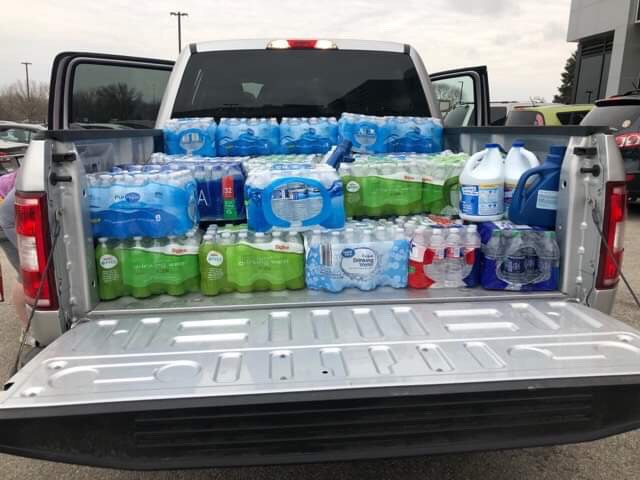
[199,225,305,295]
[304,219,410,292]
[385,116,444,153]
[149,153,247,221]
[279,117,339,154]
[339,154,423,217]
[339,152,468,218]
[338,113,444,154]
[245,162,345,232]
[478,221,560,291]
[163,118,217,156]
[95,228,202,300]
[403,217,480,289]
[419,152,468,215]
[338,113,388,153]
[88,165,198,239]
[216,117,280,156]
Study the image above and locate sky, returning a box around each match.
[1,0,575,101]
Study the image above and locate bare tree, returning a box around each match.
[0,80,48,123]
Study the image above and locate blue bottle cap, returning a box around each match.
[485,143,500,148]
[512,140,525,147]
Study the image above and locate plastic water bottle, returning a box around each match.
[284,231,306,290]
[501,231,527,289]
[425,229,446,288]
[444,230,463,287]
[463,224,481,285]
[128,236,152,298]
[522,230,538,283]
[484,229,504,274]
[538,231,560,283]
[95,237,123,300]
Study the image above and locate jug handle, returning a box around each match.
[462,149,486,176]
[523,149,540,169]
[442,176,459,208]
[515,166,544,204]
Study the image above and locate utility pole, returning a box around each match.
[170,11,188,53]
[21,61,32,100]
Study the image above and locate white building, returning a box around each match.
[568,0,640,102]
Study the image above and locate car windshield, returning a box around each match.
[172,49,430,119]
[581,104,640,130]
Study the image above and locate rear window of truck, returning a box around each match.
[172,50,430,119]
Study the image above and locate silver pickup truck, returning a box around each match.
[1,39,638,470]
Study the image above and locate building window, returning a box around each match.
[574,33,614,103]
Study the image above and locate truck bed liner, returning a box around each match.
[2,298,640,469]
[3,298,638,410]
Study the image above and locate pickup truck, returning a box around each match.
[1,39,639,470]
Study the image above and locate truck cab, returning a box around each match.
[1,39,638,470]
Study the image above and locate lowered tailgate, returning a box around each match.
[2,297,640,469]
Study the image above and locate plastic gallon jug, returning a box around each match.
[245,162,345,232]
[459,144,505,222]
[504,141,539,210]
[508,145,567,228]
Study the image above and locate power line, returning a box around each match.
[170,11,188,53]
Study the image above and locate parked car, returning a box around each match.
[489,101,552,126]
[0,122,45,172]
[0,40,636,470]
[581,91,640,201]
[0,121,45,143]
[506,104,593,126]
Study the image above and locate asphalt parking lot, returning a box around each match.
[0,206,639,480]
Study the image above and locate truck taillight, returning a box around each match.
[15,192,58,309]
[596,182,627,289]
[615,132,640,149]
[267,39,337,49]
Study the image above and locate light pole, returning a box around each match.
[21,62,32,100]
[170,11,188,53]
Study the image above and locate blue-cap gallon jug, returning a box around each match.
[508,145,567,228]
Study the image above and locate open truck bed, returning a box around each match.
[2,296,640,469]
